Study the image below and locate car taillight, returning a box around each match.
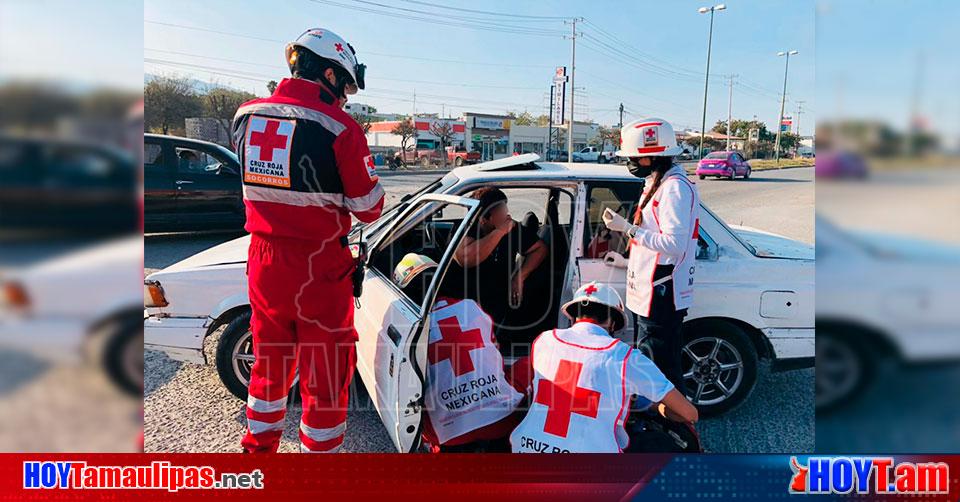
[144,280,168,308]
[0,281,30,310]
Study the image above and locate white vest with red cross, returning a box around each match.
[424,298,524,444]
[626,165,701,317]
[511,321,675,453]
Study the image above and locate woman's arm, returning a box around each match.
[630,180,695,256]
[657,388,699,424]
[453,220,513,268]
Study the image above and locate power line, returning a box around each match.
[400,0,569,20]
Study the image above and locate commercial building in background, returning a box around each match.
[366,116,466,154]
[184,117,231,147]
[510,122,599,156]
[464,113,512,161]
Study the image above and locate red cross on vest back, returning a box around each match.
[534,359,601,438]
[429,316,485,376]
[249,119,289,162]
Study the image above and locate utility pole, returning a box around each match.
[565,17,582,162]
[726,74,737,151]
[412,89,416,118]
[774,50,798,164]
[618,102,624,128]
[795,100,805,137]
[697,4,726,160]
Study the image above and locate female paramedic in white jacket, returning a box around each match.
[602,118,701,397]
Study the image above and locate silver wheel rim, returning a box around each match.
[682,336,744,406]
[232,330,255,387]
[815,335,860,408]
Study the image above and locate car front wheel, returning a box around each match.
[743,167,751,179]
[815,329,872,412]
[681,320,758,416]
[698,174,705,180]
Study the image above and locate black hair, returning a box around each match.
[633,156,675,216]
[472,187,508,221]
[289,46,352,99]
[572,302,613,325]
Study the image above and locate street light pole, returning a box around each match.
[698,4,725,160]
[774,50,798,163]
[726,73,736,151]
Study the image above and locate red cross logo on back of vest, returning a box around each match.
[429,316,485,376]
[534,359,602,438]
[249,119,289,162]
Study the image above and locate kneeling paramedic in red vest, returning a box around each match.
[510,282,698,453]
[232,28,384,453]
[393,253,528,452]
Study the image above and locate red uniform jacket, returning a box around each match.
[232,78,384,243]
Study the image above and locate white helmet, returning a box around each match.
[393,253,437,289]
[616,118,682,158]
[285,28,366,94]
[561,281,627,332]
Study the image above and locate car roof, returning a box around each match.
[451,159,638,183]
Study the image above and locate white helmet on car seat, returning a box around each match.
[393,253,437,289]
[285,28,366,94]
[616,118,682,158]
[561,281,627,331]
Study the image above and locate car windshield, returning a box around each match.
[350,172,459,237]
[705,152,728,159]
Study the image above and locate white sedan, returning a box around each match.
[144,154,814,452]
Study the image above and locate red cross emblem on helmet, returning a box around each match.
[583,284,598,296]
[335,43,344,52]
[643,127,658,146]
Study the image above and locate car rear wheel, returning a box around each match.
[681,320,758,416]
[454,156,464,167]
[728,170,736,181]
[698,175,705,180]
[420,156,431,168]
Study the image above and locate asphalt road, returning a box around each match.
[144,167,815,453]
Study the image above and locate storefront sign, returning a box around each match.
[552,66,567,125]
[474,117,509,130]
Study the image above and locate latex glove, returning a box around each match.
[603,251,628,269]
[602,208,634,234]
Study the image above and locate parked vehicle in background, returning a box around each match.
[392,146,442,168]
[144,134,244,232]
[696,151,752,180]
[815,151,868,179]
[572,146,616,163]
[0,135,138,235]
[445,146,481,166]
[544,148,569,162]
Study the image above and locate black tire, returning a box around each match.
[454,156,464,167]
[680,320,759,417]
[743,167,751,179]
[698,175,705,180]
[420,156,431,168]
[728,170,736,181]
[103,313,143,396]
[216,311,255,401]
[815,328,873,413]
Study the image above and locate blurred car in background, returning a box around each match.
[0,135,138,235]
[815,150,869,179]
[144,134,244,232]
[0,236,143,395]
[572,146,616,163]
[696,151,752,180]
[815,216,960,411]
[544,149,569,162]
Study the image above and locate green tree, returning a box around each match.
[352,112,373,134]
[429,121,455,168]
[144,76,201,135]
[266,80,278,94]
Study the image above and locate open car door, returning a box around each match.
[353,193,482,452]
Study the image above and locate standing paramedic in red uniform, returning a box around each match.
[231,28,383,453]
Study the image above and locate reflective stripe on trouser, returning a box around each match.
[241,235,358,453]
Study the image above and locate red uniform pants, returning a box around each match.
[241,235,358,453]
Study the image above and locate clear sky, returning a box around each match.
[143,0,816,132]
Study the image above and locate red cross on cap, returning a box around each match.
[534,359,601,438]
[583,284,598,295]
[428,316,485,377]
[335,43,344,52]
[249,120,288,162]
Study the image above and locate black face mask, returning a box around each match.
[628,156,672,178]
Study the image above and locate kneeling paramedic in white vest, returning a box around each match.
[510,282,698,453]
[393,254,528,452]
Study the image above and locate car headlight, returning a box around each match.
[144,280,168,308]
[0,281,30,311]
